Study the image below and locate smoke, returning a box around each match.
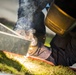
[15,0,53,30]
[24,28,38,46]
[14,0,53,46]
[13,0,38,46]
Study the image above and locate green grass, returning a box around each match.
[0,51,76,75]
[44,33,55,47]
[44,36,52,47]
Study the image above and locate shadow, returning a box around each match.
[0,18,15,29]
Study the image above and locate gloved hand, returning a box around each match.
[14,28,52,60]
[28,42,52,60]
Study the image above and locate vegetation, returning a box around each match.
[0,51,76,75]
[44,35,53,47]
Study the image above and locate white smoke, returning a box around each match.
[24,28,38,46]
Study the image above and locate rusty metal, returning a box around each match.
[0,23,31,55]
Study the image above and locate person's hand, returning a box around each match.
[28,42,52,59]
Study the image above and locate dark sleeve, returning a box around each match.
[51,28,76,66]
[36,0,54,11]
[18,0,54,18]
